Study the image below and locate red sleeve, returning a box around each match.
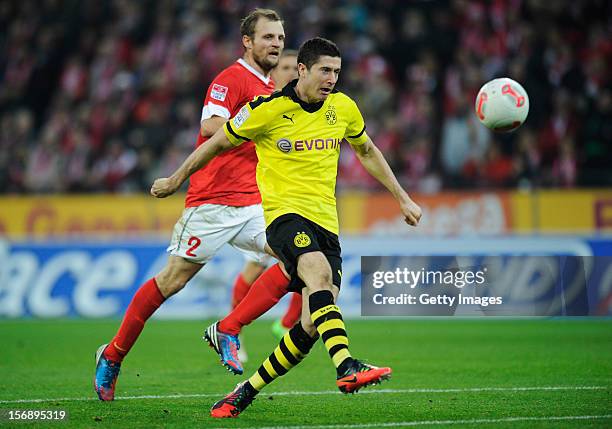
[201,69,243,120]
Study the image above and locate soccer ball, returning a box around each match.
[475,77,529,132]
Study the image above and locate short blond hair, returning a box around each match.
[240,8,282,39]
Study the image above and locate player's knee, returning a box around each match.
[155,263,195,298]
[154,256,202,298]
[155,271,188,298]
[297,252,333,290]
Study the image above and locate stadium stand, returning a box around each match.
[1,0,610,194]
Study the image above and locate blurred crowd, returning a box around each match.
[1,0,610,194]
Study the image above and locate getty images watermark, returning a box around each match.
[361,256,611,316]
[371,266,501,307]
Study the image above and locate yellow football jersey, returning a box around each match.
[223,80,369,234]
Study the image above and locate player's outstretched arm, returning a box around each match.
[351,137,422,226]
[150,128,236,198]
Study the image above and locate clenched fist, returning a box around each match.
[400,197,422,226]
[150,177,179,198]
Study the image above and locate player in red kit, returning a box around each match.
[94,8,288,401]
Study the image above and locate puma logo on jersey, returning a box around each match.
[282,114,295,124]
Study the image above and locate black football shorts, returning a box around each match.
[266,213,342,293]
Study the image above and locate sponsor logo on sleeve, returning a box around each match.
[232,106,250,129]
[211,84,228,101]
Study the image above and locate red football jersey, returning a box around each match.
[185,59,275,207]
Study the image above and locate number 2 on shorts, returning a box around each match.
[186,236,201,257]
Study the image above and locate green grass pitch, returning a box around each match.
[1,319,611,428]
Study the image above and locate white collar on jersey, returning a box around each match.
[237,58,271,85]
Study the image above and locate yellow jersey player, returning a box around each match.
[151,37,422,418]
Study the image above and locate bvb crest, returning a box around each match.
[325,107,337,125]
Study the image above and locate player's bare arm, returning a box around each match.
[351,136,422,226]
[151,129,236,198]
[200,116,228,137]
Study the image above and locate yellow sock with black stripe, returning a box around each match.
[248,322,317,391]
[309,290,352,370]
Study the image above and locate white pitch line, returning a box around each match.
[0,385,608,405]
[215,415,612,429]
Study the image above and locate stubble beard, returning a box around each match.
[253,52,278,74]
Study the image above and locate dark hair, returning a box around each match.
[297,37,341,69]
[240,8,282,39]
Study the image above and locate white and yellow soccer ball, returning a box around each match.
[475,77,529,132]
